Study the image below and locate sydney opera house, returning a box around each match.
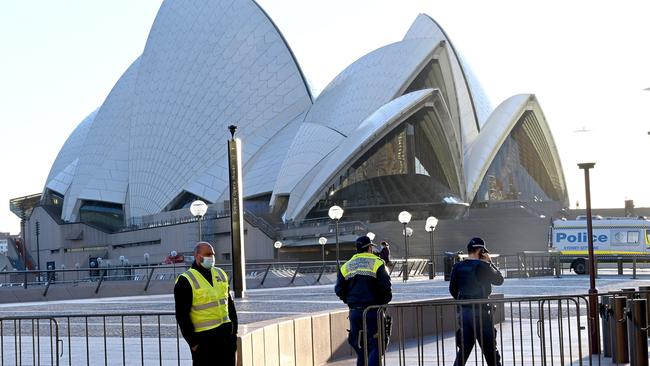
[10,0,568,269]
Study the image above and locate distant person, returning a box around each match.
[379,241,391,267]
[335,236,392,366]
[174,242,238,366]
[449,237,504,366]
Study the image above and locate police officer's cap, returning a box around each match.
[467,237,488,253]
[356,236,376,251]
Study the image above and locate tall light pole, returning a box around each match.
[425,216,438,279]
[35,220,41,272]
[318,237,327,264]
[578,162,600,354]
[274,241,283,262]
[398,211,412,281]
[190,200,208,241]
[328,205,344,265]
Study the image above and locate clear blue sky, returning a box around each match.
[1,0,649,234]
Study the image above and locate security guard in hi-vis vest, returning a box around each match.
[174,242,238,366]
[335,236,392,366]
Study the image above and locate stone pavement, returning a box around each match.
[0,271,648,365]
[1,270,648,324]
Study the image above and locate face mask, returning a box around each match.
[200,255,215,269]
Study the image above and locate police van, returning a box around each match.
[549,216,650,274]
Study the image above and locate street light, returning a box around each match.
[190,200,208,241]
[144,252,150,266]
[578,162,600,354]
[328,205,344,264]
[318,237,327,264]
[398,210,412,281]
[425,216,438,279]
[274,241,283,262]
[170,250,178,276]
[366,232,375,241]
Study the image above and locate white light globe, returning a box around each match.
[274,241,283,249]
[190,200,208,217]
[366,232,375,241]
[328,205,344,220]
[398,211,412,224]
[425,216,438,232]
[403,227,414,237]
[318,237,327,245]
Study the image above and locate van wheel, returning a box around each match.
[572,259,587,275]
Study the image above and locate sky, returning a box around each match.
[1,0,649,234]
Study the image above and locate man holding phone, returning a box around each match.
[449,237,503,366]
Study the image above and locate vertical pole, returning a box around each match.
[228,126,246,298]
[35,221,41,272]
[429,229,434,279]
[335,220,340,266]
[579,162,600,354]
[322,244,325,264]
[198,216,203,242]
[403,223,409,282]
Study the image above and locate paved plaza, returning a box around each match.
[1,272,649,365]
[1,271,649,323]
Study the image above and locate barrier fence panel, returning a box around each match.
[1,312,186,366]
[365,295,595,366]
[0,317,59,366]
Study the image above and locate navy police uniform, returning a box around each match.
[335,236,392,366]
[449,238,504,366]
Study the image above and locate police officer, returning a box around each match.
[174,242,238,366]
[335,236,392,366]
[449,237,503,366]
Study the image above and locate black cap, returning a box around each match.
[356,236,375,251]
[467,237,488,253]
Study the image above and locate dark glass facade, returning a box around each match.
[307,107,467,222]
[473,111,566,206]
[79,200,125,232]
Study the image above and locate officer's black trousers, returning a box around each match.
[190,325,236,366]
[454,306,501,366]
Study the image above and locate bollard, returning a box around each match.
[599,296,613,357]
[626,299,648,366]
[611,296,629,363]
[631,257,637,279]
[554,252,561,278]
[639,286,650,338]
[617,257,623,275]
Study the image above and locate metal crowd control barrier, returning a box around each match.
[0,312,184,366]
[364,295,594,365]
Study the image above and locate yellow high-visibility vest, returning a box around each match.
[340,253,384,279]
[177,267,231,332]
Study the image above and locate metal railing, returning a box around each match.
[0,312,184,366]
[0,259,438,294]
[364,295,594,365]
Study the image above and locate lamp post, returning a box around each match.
[35,220,41,272]
[170,250,177,276]
[328,205,344,265]
[578,162,600,354]
[398,211,412,281]
[190,200,208,241]
[319,237,327,264]
[274,241,283,262]
[425,216,438,279]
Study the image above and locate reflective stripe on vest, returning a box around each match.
[340,253,384,280]
[178,267,231,333]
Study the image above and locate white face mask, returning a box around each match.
[200,255,215,269]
